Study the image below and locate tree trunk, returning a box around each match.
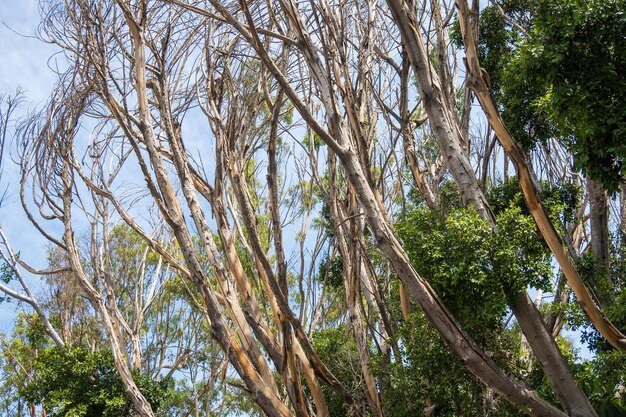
[340,152,567,417]
[510,292,596,417]
[588,178,612,307]
[387,0,496,226]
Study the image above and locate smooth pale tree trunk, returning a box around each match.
[510,292,596,417]
[388,0,496,226]
[546,280,570,338]
[588,178,612,308]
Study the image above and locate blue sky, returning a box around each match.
[0,0,60,333]
[0,1,58,102]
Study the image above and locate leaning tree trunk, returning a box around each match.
[387,1,598,415]
[339,152,568,417]
[454,0,626,353]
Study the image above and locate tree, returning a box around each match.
[20,346,172,417]
[1,0,624,416]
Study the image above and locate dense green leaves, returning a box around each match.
[380,309,525,417]
[20,346,172,417]
[397,203,552,328]
[520,0,626,191]
[391,193,556,415]
[474,0,626,191]
[576,350,626,414]
[487,177,581,225]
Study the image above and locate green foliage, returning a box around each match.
[551,247,626,413]
[491,206,553,293]
[302,133,325,149]
[389,181,571,413]
[314,200,336,239]
[500,44,560,148]
[464,0,626,190]
[438,179,464,212]
[489,0,626,191]
[311,326,365,417]
[0,261,14,285]
[523,0,626,191]
[577,253,614,304]
[20,346,172,417]
[379,310,524,417]
[285,180,319,217]
[601,244,626,342]
[0,313,57,416]
[398,208,506,331]
[317,254,343,290]
[487,177,581,226]
[453,1,529,98]
[0,261,15,304]
[574,244,626,352]
[397,203,552,331]
[575,350,626,414]
[596,404,626,417]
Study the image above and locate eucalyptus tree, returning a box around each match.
[2,0,623,416]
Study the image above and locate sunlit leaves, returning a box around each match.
[20,346,172,417]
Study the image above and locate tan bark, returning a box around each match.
[228,155,357,410]
[267,89,314,417]
[151,69,280,395]
[510,292,596,417]
[22,1,603,416]
[117,3,294,415]
[399,54,438,211]
[203,78,330,415]
[446,3,604,415]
